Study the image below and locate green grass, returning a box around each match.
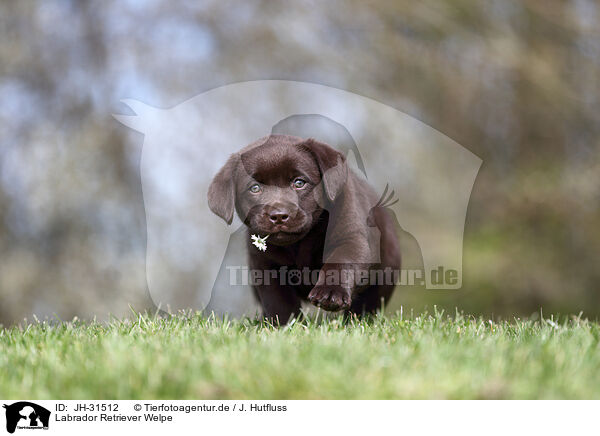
[1,310,599,399]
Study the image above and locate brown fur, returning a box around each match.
[208,135,401,323]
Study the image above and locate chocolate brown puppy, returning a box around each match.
[208,134,401,323]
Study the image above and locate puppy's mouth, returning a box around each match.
[245,207,311,246]
[267,230,307,245]
[269,229,304,237]
[250,224,308,245]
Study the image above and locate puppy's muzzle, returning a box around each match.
[264,203,295,225]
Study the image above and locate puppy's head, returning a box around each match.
[208,135,347,246]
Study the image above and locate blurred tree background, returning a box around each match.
[0,0,599,325]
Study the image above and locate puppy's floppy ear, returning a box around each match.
[302,138,348,202]
[207,154,239,224]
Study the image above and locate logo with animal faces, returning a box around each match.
[3,402,50,434]
[114,80,482,316]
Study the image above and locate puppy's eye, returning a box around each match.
[249,183,261,194]
[292,178,307,189]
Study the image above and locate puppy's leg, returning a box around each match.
[308,266,395,314]
[307,233,376,312]
[254,283,301,325]
[307,263,353,312]
[349,283,395,315]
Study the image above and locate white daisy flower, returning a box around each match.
[251,234,269,251]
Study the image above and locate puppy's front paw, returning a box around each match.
[308,285,351,312]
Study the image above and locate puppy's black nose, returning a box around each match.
[268,211,289,224]
[265,203,295,225]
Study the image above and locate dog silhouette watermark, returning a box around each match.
[3,402,50,434]
[114,80,481,315]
